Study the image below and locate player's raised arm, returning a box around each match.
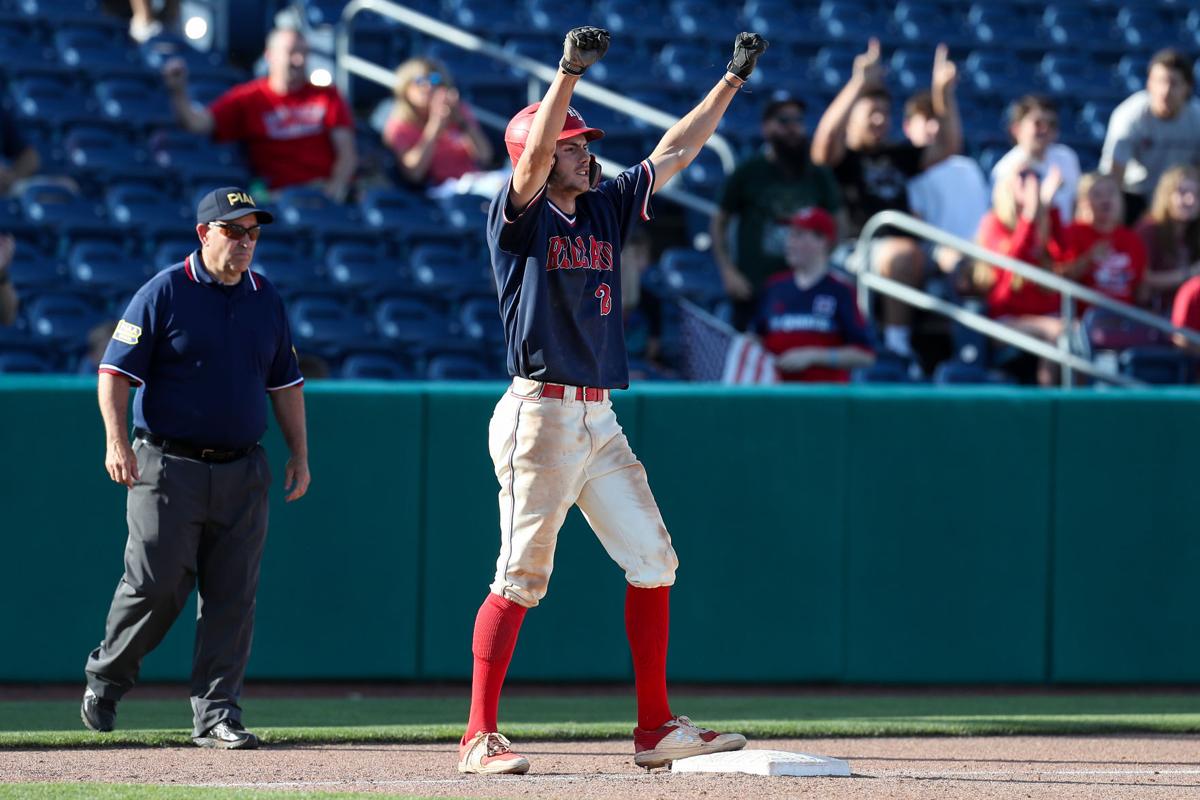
[510,26,609,210]
[647,33,767,192]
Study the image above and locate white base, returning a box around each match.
[670,749,851,777]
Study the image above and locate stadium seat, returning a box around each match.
[105,184,190,230]
[1040,53,1109,100]
[1119,346,1197,385]
[0,350,56,373]
[658,247,724,303]
[425,351,494,380]
[1079,307,1169,355]
[411,243,492,295]
[1040,6,1123,55]
[24,292,104,344]
[54,26,134,71]
[289,296,373,349]
[965,4,1043,49]
[11,75,93,126]
[67,241,147,297]
[741,0,823,45]
[274,186,363,234]
[375,296,453,345]
[94,77,175,129]
[1115,7,1191,51]
[437,194,490,232]
[890,0,968,47]
[932,359,1011,385]
[8,246,64,291]
[360,187,443,231]
[339,351,415,380]
[963,51,1034,98]
[325,242,405,293]
[458,294,504,343]
[19,180,105,230]
[0,24,53,74]
[668,0,738,41]
[65,127,153,178]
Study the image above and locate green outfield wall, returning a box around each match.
[2,378,1197,684]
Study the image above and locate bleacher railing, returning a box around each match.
[851,210,1200,389]
[335,0,726,217]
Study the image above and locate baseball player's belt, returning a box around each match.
[134,428,258,464]
[539,384,608,402]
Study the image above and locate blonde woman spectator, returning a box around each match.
[383,58,493,188]
[975,166,1066,384]
[1134,165,1200,313]
[1056,172,1145,308]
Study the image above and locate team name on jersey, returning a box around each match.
[546,235,615,272]
[768,312,836,333]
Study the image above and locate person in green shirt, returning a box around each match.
[712,92,841,330]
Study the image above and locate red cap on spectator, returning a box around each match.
[781,206,836,245]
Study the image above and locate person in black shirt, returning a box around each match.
[811,38,962,358]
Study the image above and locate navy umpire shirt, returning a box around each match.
[99,251,303,449]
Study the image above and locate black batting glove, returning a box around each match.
[726,32,768,81]
[561,26,610,76]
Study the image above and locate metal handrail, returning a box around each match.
[851,211,1200,388]
[336,0,738,174]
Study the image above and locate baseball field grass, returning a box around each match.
[3,690,1200,748]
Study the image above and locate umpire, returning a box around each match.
[81,187,310,750]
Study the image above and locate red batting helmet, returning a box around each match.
[503,102,605,167]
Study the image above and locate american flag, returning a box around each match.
[678,299,778,384]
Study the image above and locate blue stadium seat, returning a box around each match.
[656,42,727,87]
[1077,100,1117,146]
[176,165,252,198]
[1040,53,1111,100]
[0,23,53,75]
[0,350,56,374]
[1115,7,1193,51]
[1040,5,1123,54]
[11,75,93,126]
[411,243,492,295]
[19,180,105,229]
[360,187,444,232]
[253,260,325,296]
[150,237,198,269]
[65,127,152,175]
[274,186,363,234]
[965,4,1043,49]
[426,351,494,380]
[24,292,103,344]
[339,351,415,380]
[375,296,453,345]
[1120,346,1197,385]
[105,184,190,230]
[810,45,858,93]
[19,0,102,18]
[67,241,147,296]
[1079,307,1169,356]
[8,246,64,291]
[658,247,724,303]
[453,0,525,34]
[932,359,1012,385]
[459,295,504,343]
[289,296,373,349]
[437,194,490,232]
[963,51,1035,98]
[325,242,405,293]
[54,26,134,71]
[742,0,823,45]
[94,77,175,129]
[890,0,969,47]
[596,0,664,36]
[668,0,738,41]
[525,0,579,34]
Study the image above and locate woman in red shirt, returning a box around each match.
[382,57,493,188]
[975,165,1066,383]
[1056,172,1146,307]
[1135,165,1200,314]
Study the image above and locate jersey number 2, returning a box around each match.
[595,282,613,316]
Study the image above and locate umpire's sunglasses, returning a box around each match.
[210,221,262,241]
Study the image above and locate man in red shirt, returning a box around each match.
[753,207,875,382]
[165,29,357,201]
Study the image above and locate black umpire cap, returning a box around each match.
[196,186,275,225]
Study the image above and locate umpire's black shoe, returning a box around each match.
[80,688,117,733]
[192,720,260,750]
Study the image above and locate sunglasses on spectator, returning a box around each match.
[414,72,444,87]
[210,221,262,241]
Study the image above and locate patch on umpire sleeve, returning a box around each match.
[112,320,142,345]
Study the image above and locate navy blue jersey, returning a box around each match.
[753,271,874,383]
[487,159,655,389]
[99,252,303,448]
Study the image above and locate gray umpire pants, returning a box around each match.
[85,437,271,737]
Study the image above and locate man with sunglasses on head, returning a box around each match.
[81,187,309,750]
[713,91,841,331]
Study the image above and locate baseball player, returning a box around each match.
[457,26,768,775]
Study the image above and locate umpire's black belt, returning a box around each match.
[134,428,257,464]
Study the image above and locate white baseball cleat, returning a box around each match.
[633,715,747,769]
[458,731,531,775]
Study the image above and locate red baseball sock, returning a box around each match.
[625,584,673,731]
[464,593,527,742]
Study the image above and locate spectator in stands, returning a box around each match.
[383,57,493,190]
[902,90,989,275]
[975,166,1066,385]
[1101,49,1200,225]
[0,234,15,326]
[1171,274,1200,349]
[812,39,962,359]
[0,107,40,196]
[79,320,119,374]
[1055,172,1145,308]
[753,207,874,382]
[621,227,663,370]
[1135,165,1200,314]
[991,95,1081,222]
[712,92,840,330]
[127,0,179,43]
[164,28,357,201]
[297,352,331,379]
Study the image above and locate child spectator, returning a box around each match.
[1134,165,1200,314]
[1056,172,1146,308]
